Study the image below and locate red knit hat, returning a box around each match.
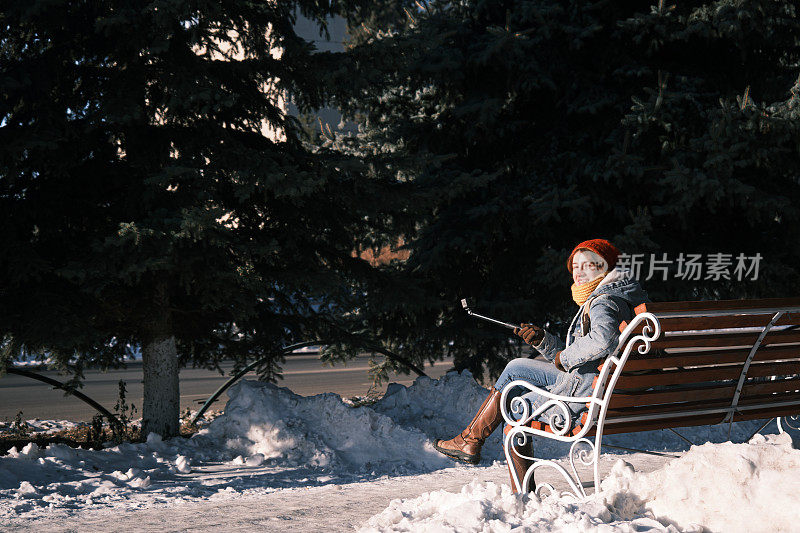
[567,239,620,272]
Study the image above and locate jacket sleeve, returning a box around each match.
[532,330,566,361]
[558,296,622,371]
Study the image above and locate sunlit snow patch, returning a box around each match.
[361,433,800,533]
[193,380,451,473]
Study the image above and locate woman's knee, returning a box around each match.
[495,358,530,389]
[504,357,534,375]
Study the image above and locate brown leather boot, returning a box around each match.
[433,387,503,464]
[504,424,534,493]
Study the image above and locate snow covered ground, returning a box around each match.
[1,371,798,532]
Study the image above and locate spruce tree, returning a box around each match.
[0,0,403,436]
[336,0,800,380]
[609,0,800,300]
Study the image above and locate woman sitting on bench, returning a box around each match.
[433,238,649,488]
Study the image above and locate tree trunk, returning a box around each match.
[126,55,180,438]
[141,334,180,438]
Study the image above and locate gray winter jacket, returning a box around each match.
[533,268,649,405]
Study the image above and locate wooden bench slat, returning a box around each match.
[728,404,800,423]
[596,404,800,436]
[612,360,800,389]
[659,313,800,331]
[620,345,800,372]
[650,328,800,350]
[608,378,800,409]
[613,366,739,389]
[604,392,800,420]
[605,398,733,419]
[739,377,800,399]
[596,413,728,435]
[608,383,736,408]
[735,361,800,379]
[639,298,800,314]
[622,313,800,334]
[595,404,800,436]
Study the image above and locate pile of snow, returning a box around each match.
[600,432,800,532]
[191,379,451,473]
[361,433,800,533]
[372,373,506,461]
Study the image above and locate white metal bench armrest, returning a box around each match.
[499,312,662,498]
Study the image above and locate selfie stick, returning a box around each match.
[460,298,518,330]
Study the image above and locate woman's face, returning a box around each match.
[571,250,607,286]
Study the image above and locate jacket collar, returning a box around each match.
[594,267,632,293]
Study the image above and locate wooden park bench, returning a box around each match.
[500,297,800,498]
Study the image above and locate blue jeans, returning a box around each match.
[494,357,568,424]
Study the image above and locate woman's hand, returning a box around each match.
[514,323,544,346]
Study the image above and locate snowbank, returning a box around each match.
[600,432,800,532]
[361,433,800,533]
[372,372,506,461]
[192,379,451,473]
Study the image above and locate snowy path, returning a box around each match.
[0,453,672,532]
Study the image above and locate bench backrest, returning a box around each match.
[589,297,800,435]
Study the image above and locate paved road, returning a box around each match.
[0,354,455,422]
